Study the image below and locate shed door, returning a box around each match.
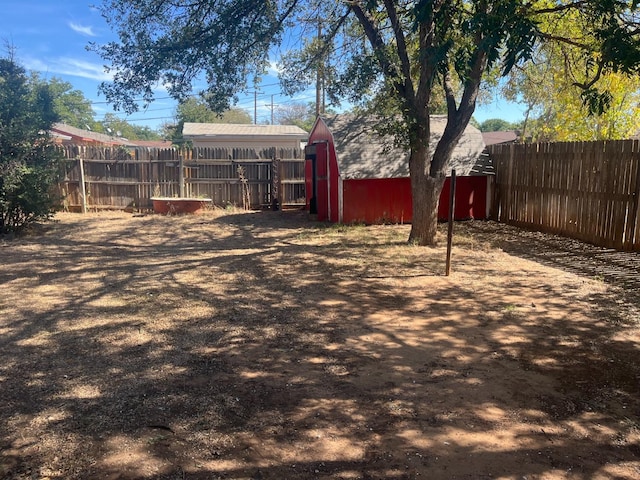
[304,145,316,213]
[314,142,329,221]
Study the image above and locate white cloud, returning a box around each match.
[61,58,112,81]
[23,56,113,82]
[68,22,97,37]
[267,60,281,76]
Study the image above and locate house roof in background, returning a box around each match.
[51,123,134,146]
[482,130,518,146]
[51,131,72,142]
[51,123,174,148]
[183,123,308,138]
[319,114,489,178]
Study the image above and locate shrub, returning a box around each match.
[0,55,61,234]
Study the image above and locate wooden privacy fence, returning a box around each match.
[489,140,640,251]
[57,145,306,211]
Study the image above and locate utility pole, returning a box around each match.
[316,22,322,118]
[298,14,326,118]
[254,90,258,124]
[266,94,275,124]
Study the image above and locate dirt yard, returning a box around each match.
[1,209,639,480]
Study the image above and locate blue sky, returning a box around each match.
[1,0,525,131]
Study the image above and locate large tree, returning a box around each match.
[275,102,323,131]
[479,118,519,133]
[93,0,640,245]
[0,55,62,233]
[29,75,96,129]
[515,70,640,142]
[500,4,640,142]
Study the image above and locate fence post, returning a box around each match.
[504,143,515,223]
[179,154,185,198]
[629,141,640,250]
[271,154,281,210]
[489,145,499,221]
[78,156,87,214]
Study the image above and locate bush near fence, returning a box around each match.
[489,140,640,251]
[57,145,306,212]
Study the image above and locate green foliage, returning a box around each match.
[0,55,62,234]
[29,76,163,141]
[478,118,517,132]
[502,2,640,142]
[166,97,252,144]
[580,88,613,117]
[525,72,640,141]
[92,0,287,113]
[92,113,162,141]
[29,74,96,129]
[176,98,252,125]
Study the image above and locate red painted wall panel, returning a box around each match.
[343,178,413,224]
[328,145,340,223]
[315,142,329,221]
[439,176,488,221]
[342,176,488,224]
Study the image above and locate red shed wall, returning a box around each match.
[306,119,340,222]
[342,176,489,224]
[342,178,412,224]
[308,118,333,145]
[439,176,489,220]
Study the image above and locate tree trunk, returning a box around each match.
[408,145,446,246]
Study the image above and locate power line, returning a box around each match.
[85,95,176,106]
[93,115,175,124]
[69,77,318,126]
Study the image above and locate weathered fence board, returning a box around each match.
[490,140,640,251]
[57,146,306,211]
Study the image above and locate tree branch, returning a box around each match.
[531,0,590,15]
[537,32,591,50]
[348,2,408,101]
[573,60,605,89]
[383,0,414,101]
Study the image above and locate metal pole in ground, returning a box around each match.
[446,169,457,276]
[79,156,87,214]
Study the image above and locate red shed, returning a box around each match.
[305,114,493,224]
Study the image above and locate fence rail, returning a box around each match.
[489,140,640,251]
[57,145,306,211]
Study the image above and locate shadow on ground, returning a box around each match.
[1,211,639,479]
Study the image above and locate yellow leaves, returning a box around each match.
[537,72,640,141]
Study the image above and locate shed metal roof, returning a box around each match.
[320,114,490,178]
[51,123,134,146]
[482,130,518,146]
[183,122,308,138]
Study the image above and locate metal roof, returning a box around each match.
[51,123,134,146]
[320,114,490,178]
[482,130,518,146]
[183,122,308,138]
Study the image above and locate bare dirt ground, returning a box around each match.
[1,209,639,480]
